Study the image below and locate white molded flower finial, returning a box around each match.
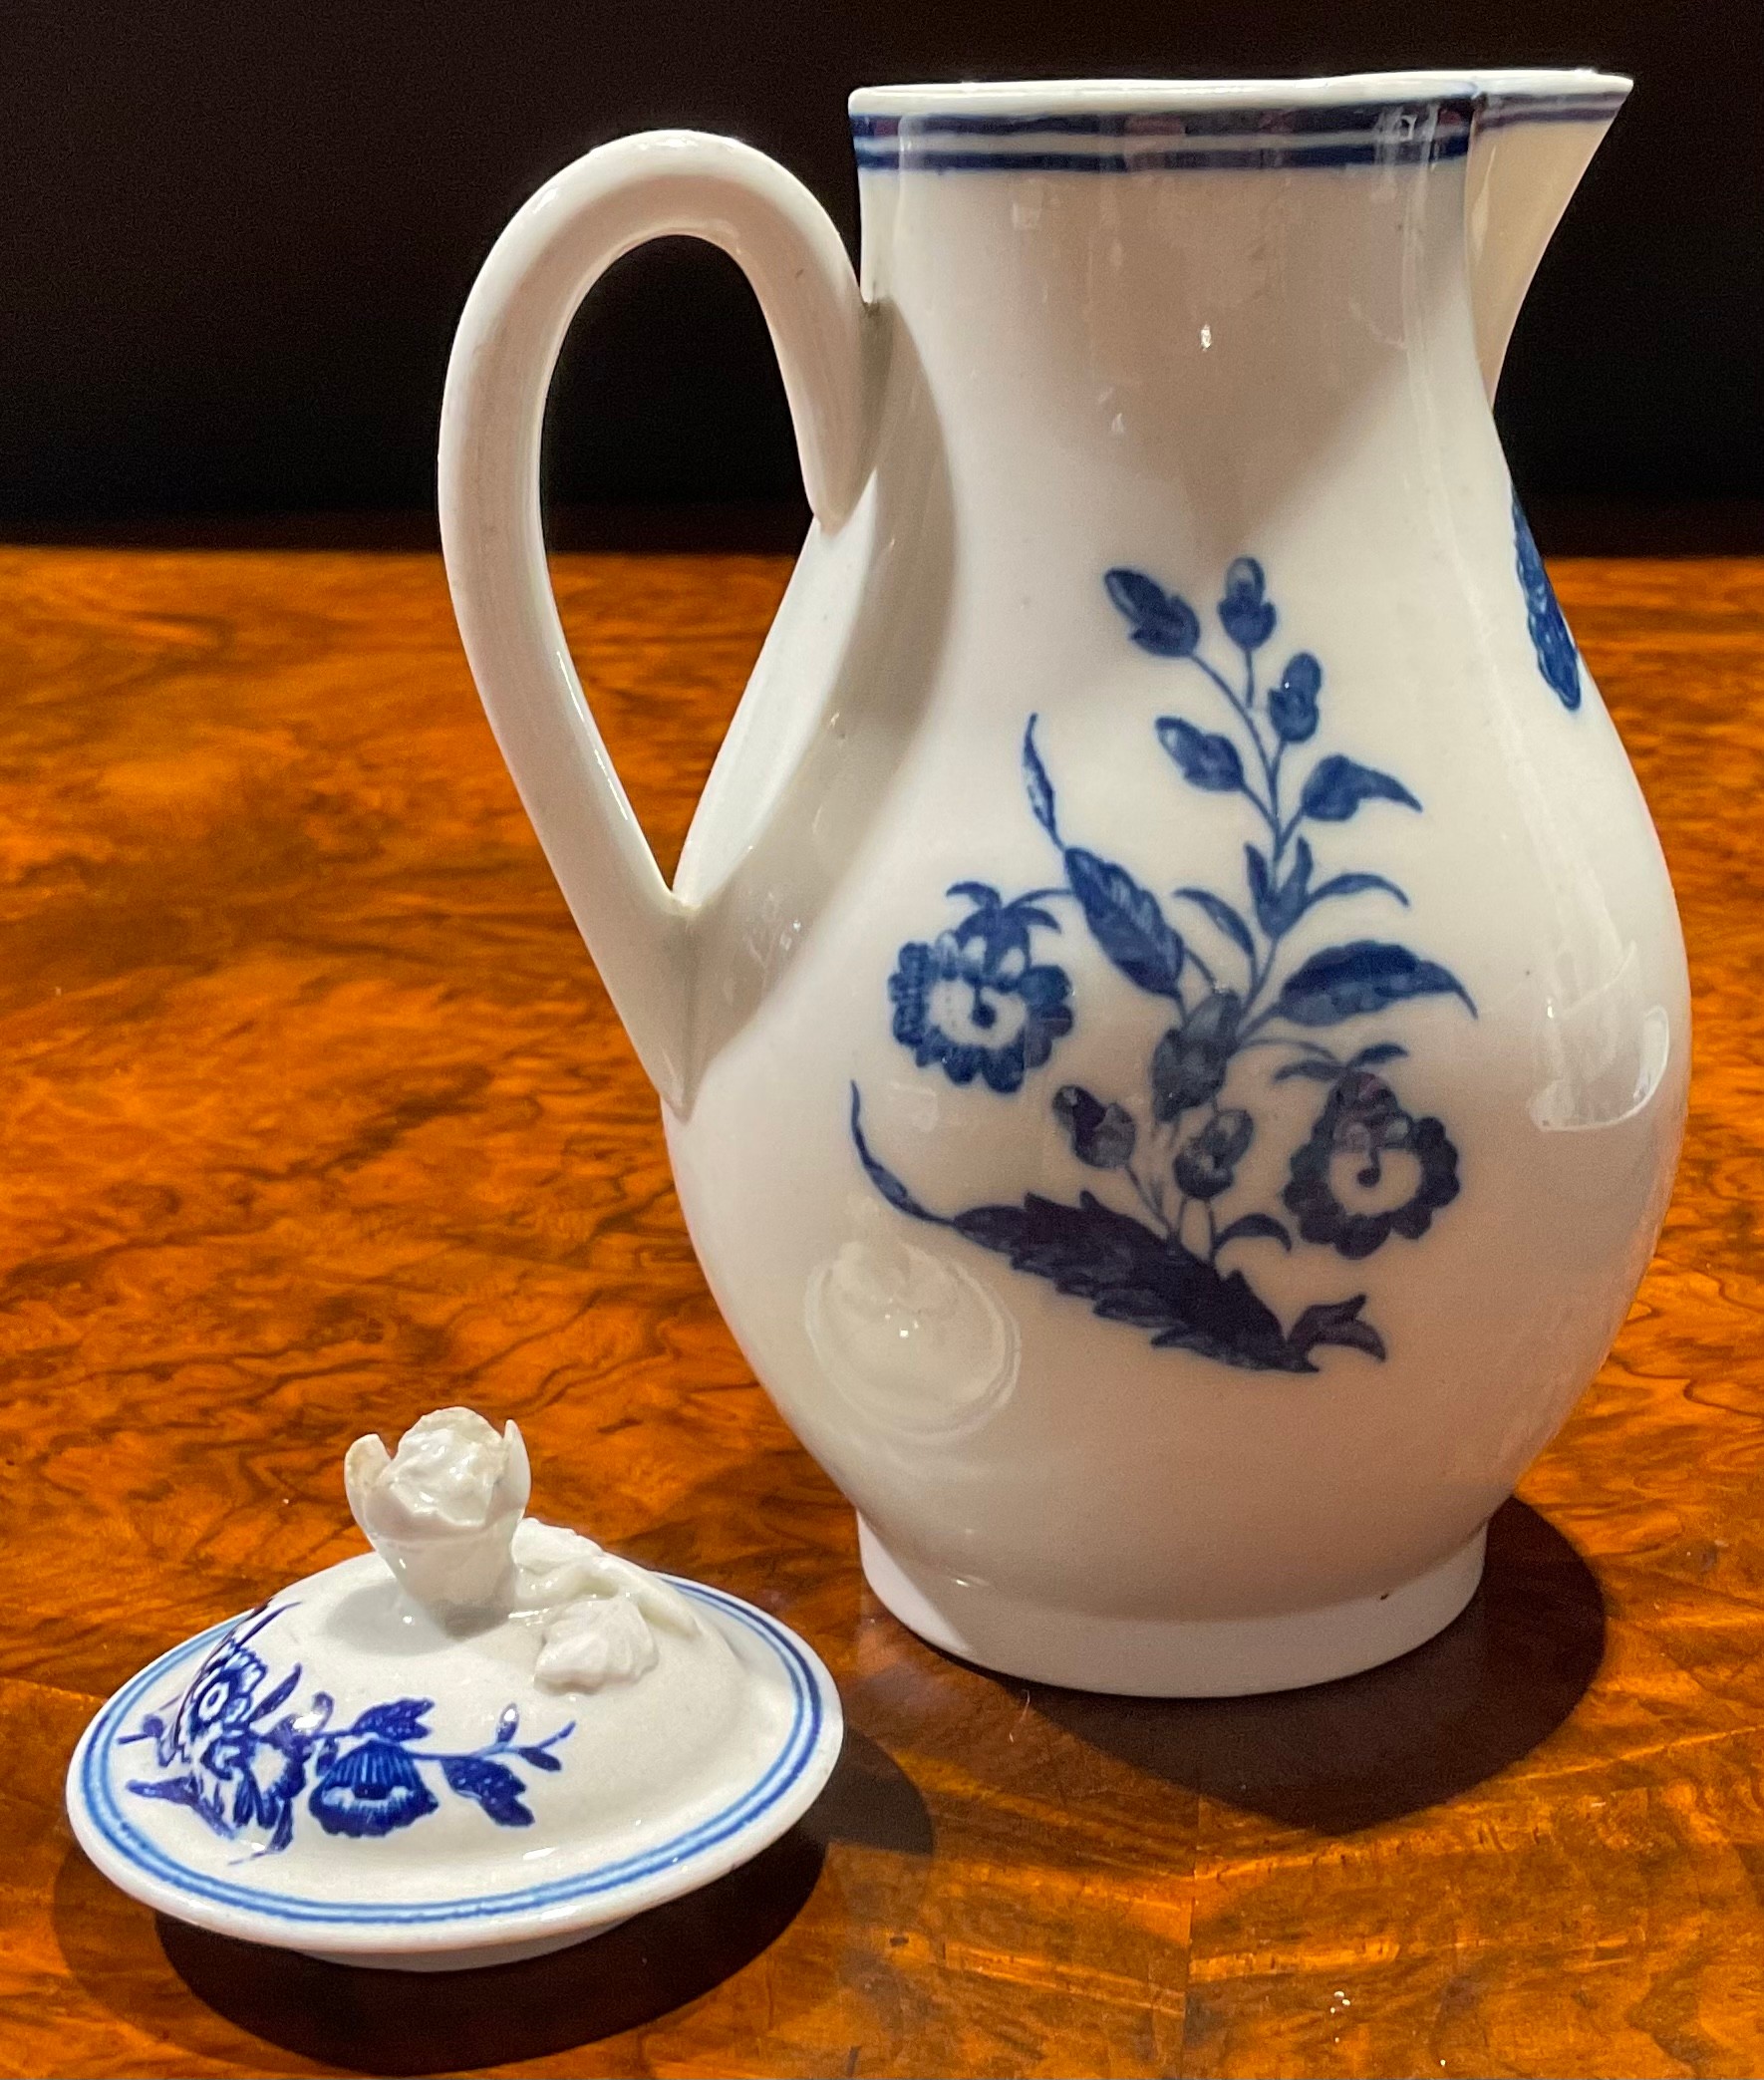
[345,1407,531,1621]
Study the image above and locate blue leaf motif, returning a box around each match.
[1064,848,1185,1000]
[1349,1041,1409,1067]
[1105,568,1201,658]
[1245,844,1274,928]
[518,1745,565,1772]
[348,1699,433,1744]
[1300,756,1421,823]
[1215,1212,1293,1251]
[1308,871,1409,910]
[1263,838,1314,935]
[441,1754,534,1827]
[1218,557,1277,649]
[943,1190,1328,1371]
[128,1772,206,1812]
[1273,941,1475,1027]
[1022,717,1061,840]
[1290,1296,1387,1361]
[1273,1056,1346,1083]
[1156,717,1246,793]
[1172,886,1256,962]
[249,1665,301,1723]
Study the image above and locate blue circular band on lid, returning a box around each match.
[77,1577,825,1931]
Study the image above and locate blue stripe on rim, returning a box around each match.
[1478,94,1627,129]
[77,1578,823,1930]
[851,139,1472,173]
[849,91,1621,166]
[849,102,1474,139]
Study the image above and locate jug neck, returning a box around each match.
[1463,72,1629,394]
[850,77,1621,529]
[854,87,1485,523]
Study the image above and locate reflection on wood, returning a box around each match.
[0,544,1759,2077]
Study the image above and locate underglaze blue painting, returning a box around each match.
[853,556,1473,1373]
[1513,490,1582,711]
[122,1604,573,1852]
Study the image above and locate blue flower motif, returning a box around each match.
[853,548,1473,1373]
[1283,1070,1460,1260]
[181,1641,266,1742]
[889,884,1071,1093]
[1218,557,1277,650]
[204,1724,308,1845]
[1269,653,1323,743]
[1513,489,1582,711]
[310,1737,441,1838]
[124,1604,574,1855]
[1175,1108,1254,1202]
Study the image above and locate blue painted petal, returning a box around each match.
[309,1740,440,1839]
[1014,963,1072,1012]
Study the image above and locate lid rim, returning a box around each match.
[67,1568,843,1957]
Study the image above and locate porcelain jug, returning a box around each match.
[440,72,1688,1695]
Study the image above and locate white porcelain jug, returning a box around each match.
[440,72,1687,1695]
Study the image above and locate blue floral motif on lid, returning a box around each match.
[310,1738,441,1839]
[121,1605,573,1854]
[852,551,1475,1374]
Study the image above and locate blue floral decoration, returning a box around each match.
[889,883,1073,1092]
[853,554,1474,1373]
[1513,489,1582,711]
[121,1605,572,1853]
[1283,1066,1459,1261]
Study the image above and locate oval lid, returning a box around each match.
[69,1409,841,1965]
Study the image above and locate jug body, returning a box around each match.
[443,74,1684,1695]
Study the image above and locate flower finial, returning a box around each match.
[345,1407,531,1622]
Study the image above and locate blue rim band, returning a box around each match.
[77,1577,825,1931]
[849,103,1477,140]
[853,140,1472,172]
[850,92,1623,171]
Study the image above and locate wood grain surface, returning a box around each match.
[0,543,1760,2079]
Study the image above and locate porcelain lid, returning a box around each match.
[68,1409,841,1962]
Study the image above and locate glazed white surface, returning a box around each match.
[68,1411,842,1963]
[69,1559,840,1962]
[440,74,1683,1693]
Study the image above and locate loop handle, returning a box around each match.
[440,132,869,1109]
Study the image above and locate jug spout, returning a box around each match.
[1466,71,1630,398]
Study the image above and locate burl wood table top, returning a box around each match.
[1,542,1761,2079]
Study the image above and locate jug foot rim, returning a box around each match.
[856,1518,1487,1697]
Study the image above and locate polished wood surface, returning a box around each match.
[1,543,1760,2079]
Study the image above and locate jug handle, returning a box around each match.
[439,132,870,1113]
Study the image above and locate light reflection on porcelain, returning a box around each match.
[439,70,1689,1697]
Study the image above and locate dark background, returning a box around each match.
[5,0,1761,541]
